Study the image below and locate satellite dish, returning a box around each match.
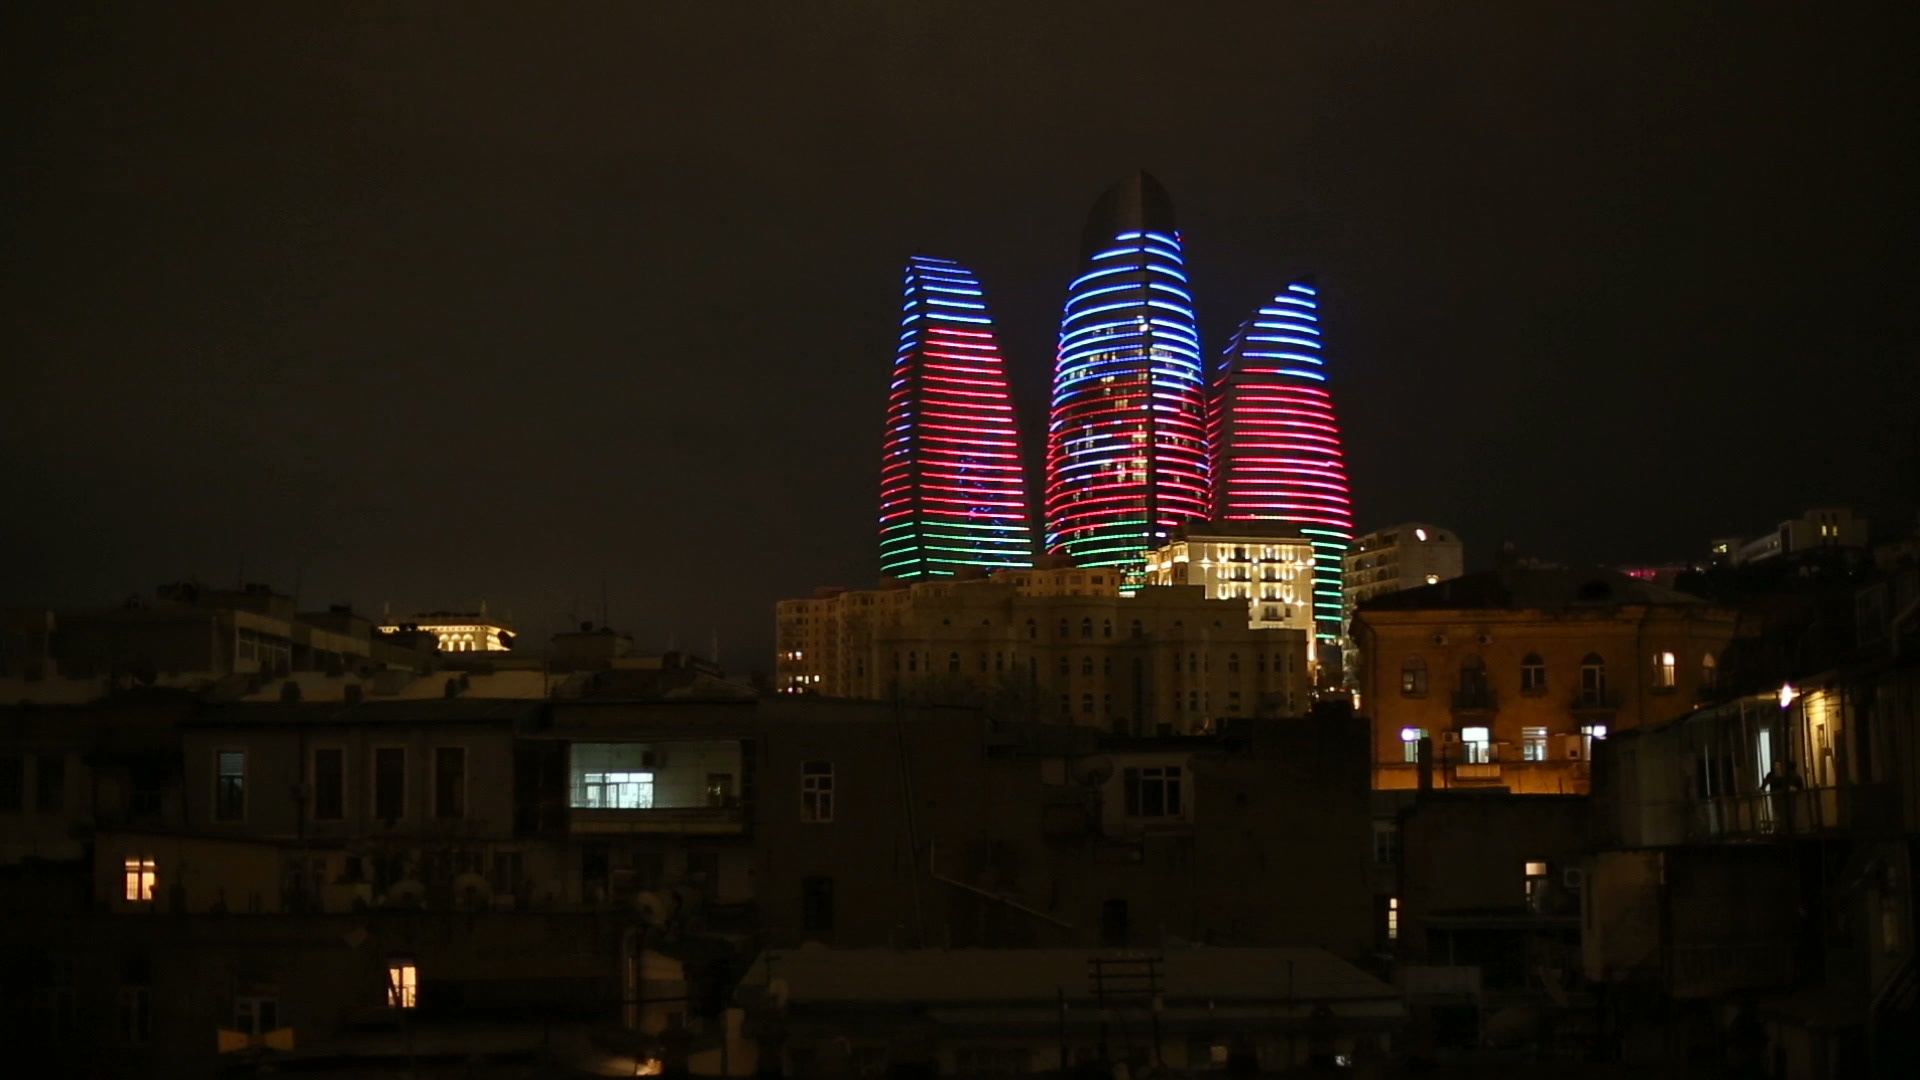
[1076,756,1115,787]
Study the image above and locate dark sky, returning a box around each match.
[5,2,1916,675]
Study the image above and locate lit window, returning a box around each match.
[124,857,156,902]
[1654,651,1677,689]
[1462,726,1492,764]
[1399,727,1427,763]
[1387,897,1399,940]
[1522,727,1548,761]
[1400,657,1428,696]
[800,761,834,823]
[387,960,417,1009]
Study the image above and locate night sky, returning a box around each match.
[5,2,1916,675]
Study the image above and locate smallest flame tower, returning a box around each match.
[1211,281,1353,644]
[878,256,1034,578]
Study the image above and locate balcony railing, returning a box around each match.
[1452,763,1502,782]
[569,805,746,835]
[1690,785,1898,840]
[1571,690,1623,712]
[1450,689,1498,713]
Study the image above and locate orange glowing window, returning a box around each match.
[387,960,417,1009]
[124,857,156,902]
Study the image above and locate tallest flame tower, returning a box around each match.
[1044,173,1211,583]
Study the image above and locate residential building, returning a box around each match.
[877,254,1033,579]
[1712,507,1871,567]
[1143,521,1319,649]
[1352,567,1736,794]
[773,566,1311,733]
[736,946,1403,1075]
[1343,523,1464,622]
[1211,281,1354,648]
[1045,172,1209,584]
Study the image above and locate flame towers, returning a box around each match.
[1044,173,1211,581]
[1211,282,1354,643]
[877,255,1035,579]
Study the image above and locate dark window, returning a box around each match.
[434,747,466,819]
[1101,898,1130,948]
[35,754,63,813]
[1123,766,1183,817]
[1130,620,1143,637]
[1580,654,1607,699]
[1400,657,1428,696]
[312,749,345,821]
[1058,655,1070,677]
[0,755,21,812]
[1103,619,1112,638]
[1081,655,1094,675]
[706,773,734,806]
[1027,619,1037,639]
[800,761,833,823]
[1520,654,1546,693]
[1081,617,1093,638]
[801,876,835,934]
[1227,653,1240,674]
[1059,618,1070,638]
[374,748,406,821]
[215,751,246,821]
[1082,693,1094,714]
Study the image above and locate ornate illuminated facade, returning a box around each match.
[1045,174,1210,586]
[878,256,1034,579]
[1211,282,1353,645]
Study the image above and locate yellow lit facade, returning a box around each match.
[1142,529,1319,647]
[1353,574,1735,795]
[377,613,512,652]
[775,567,1311,734]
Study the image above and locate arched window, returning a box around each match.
[907,652,918,673]
[1082,693,1095,715]
[1227,653,1240,674]
[948,652,960,674]
[1653,650,1677,689]
[1189,652,1199,674]
[1400,657,1428,696]
[1520,653,1546,693]
[1102,619,1113,639]
[1257,655,1268,674]
[1103,656,1112,675]
[1580,653,1607,702]
[1459,655,1488,695]
[1701,652,1718,689]
[1130,619,1143,638]
[1026,619,1037,639]
[977,652,987,673]
[1081,617,1093,638]
[1081,655,1094,676]
[1057,656,1070,677]
[1059,618,1070,638]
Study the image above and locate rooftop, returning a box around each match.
[1358,566,1707,614]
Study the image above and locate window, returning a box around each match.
[124,857,156,902]
[1372,821,1400,865]
[1400,657,1428,695]
[1580,654,1607,701]
[1522,727,1548,761]
[1520,653,1546,693]
[570,744,656,808]
[1027,619,1037,639]
[1058,656,1070,678]
[706,773,734,807]
[0,754,20,812]
[1123,766,1183,817]
[387,959,418,1009]
[1130,619,1143,637]
[434,747,466,819]
[1654,651,1677,689]
[1081,617,1093,638]
[948,652,960,674]
[35,754,63,813]
[311,748,345,820]
[233,997,279,1036]
[1525,861,1549,909]
[800,762,834,823]
[1387,897,1399,941]
[215,750,246,821]
[1081,693,1094,715]
[374,747,406,820]
[1400,728,1427,763]
[1462,726,1492,764]
[1227,653,1240,674]
[1103,618,1113,638]
[801,875,834,934]
[119,986,150,1044]
[1081,655,1094,676]
[1580,724,1608,758]
[1102,898,1130,947]
[1059,618,1069,638]
[1701,652,1719,689]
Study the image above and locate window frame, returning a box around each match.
[124,856,157,902]
[800,761,834,824]
[387,959,418,1009]
[310,746,346,822]
[1400,657,1428,696]
[214,749,247,822]
[1122,765,1184,818]
[432,745,467,820]
[372,745,407,823]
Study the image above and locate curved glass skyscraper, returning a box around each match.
[878,255,1034,579]
[1045,173,1210,583]
[1211,281,1354,643]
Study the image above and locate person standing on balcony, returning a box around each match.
[1762,760,1804,833]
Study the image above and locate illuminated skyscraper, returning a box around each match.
[878,255,1034,579]
[1210,282,1354,645]
[1045,173,1210,583]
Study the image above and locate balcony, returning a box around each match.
[569,805,746,835]
[1689,784,1898,840]
[1450,688,1499,715]
[1570,690,1622,716]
